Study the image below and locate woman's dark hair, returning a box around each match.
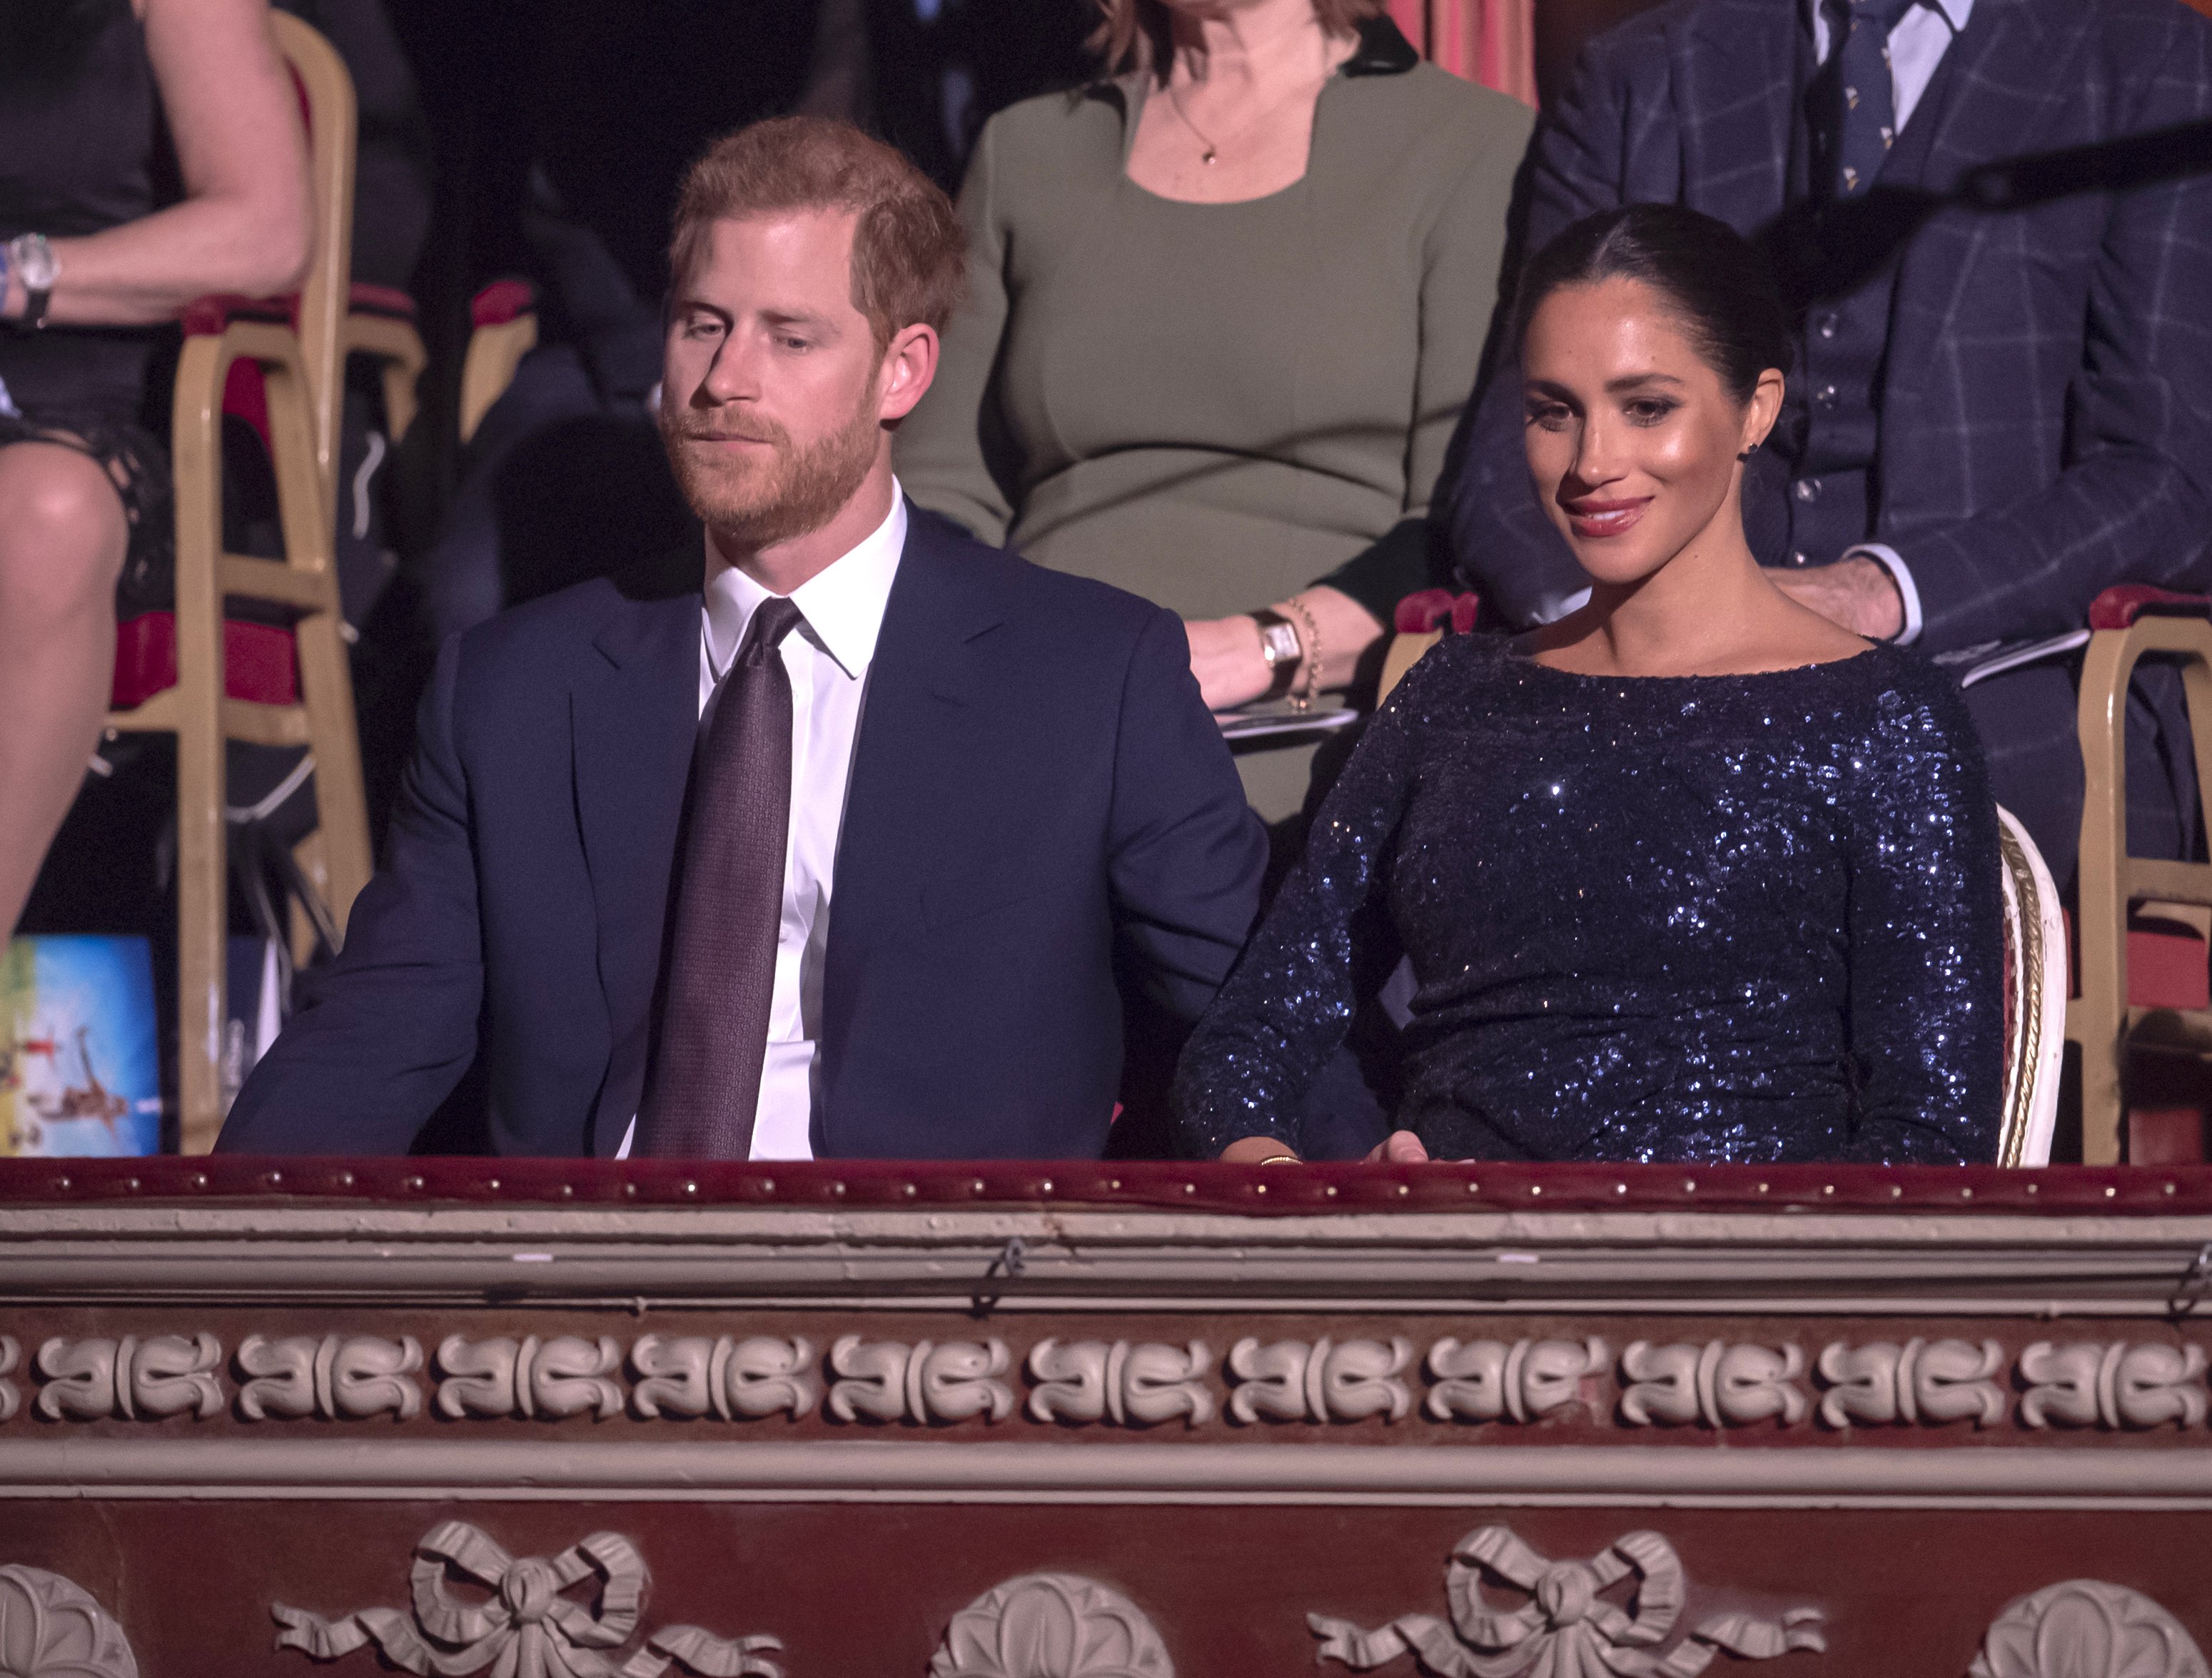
[1512,204,1792,404]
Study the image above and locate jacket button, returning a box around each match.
[1794,478,1822,502]
[1817,313,1839,340]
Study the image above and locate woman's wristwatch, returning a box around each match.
[6,235,58,328]
[1248,607,1304,702]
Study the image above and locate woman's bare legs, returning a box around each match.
[0,440,128,933]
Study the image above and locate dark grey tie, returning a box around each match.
[1826,0,1920,198]
[635,594,805,1159]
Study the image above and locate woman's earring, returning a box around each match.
[1738,441,1762,461]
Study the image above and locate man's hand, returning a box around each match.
[1767,556,1904,641]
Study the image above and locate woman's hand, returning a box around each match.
[1220,1135,1301,1163]
[1363,1130,1430,1164]
[1183,586,1389,712]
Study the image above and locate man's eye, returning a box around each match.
[777,335,812,352]
[682,318,722,340]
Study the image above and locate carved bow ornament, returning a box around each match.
[1310,1526,1824,1678]
[273,1522,782,1678]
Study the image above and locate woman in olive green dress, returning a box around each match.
[894,0,1532,824]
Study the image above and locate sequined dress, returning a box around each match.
[1173,635,2004,1163]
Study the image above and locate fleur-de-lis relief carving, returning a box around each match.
[0,1564,141,1678]
[1424,1338,1607,1425]
[1969,1580,2208,1678]
[1815,1337,2005,1428]
[1025,1340,1215,1427]
[826,1337,1014,1425]
[34,1334,224,1422]
[1619,1341,1807,1429]
[628,1335,820,1422]
[0,1335,17,1424]
[930,1573,1173,1678]
[1310,1525,1824,1677]
[273,1520,782,1677]
[1227,1337,1412,1425]
[434,1336,625,1421]
[2018,1343,2210,1430]
[236,1335,425,1422]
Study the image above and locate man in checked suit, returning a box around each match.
[220,118,1267,1159]
[1449,0,2212,881]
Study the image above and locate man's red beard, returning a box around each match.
[659,393,880,550]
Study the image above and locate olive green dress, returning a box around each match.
[895,18,1533,821]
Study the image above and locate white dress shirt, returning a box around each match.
[618,484,907,1160]
[1811,0,1974,645]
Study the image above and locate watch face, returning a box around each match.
[15,238,56,289]
[1260,622,1301,665]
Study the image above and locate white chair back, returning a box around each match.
[1997,804,2066,1166]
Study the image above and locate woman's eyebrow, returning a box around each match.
[1605,372,1687,393]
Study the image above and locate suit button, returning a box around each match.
[1791,550,1810,566]
[1817,313,1839,340]
[1794,478,1822,502]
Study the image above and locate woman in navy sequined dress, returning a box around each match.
[1175,206,2002,1166]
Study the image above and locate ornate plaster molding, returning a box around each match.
[1425,1336,1607,1425]
[630,1335,819,1421]
[272,1520,782,1677]
[827,1337,1014,1425]
[0,1336,16,1424]
[1969,1580,2209,1678]
[930,1573,1173,1677]
[1815,1338,2007,1428]
[1228,1338,1413,1425]
[435,1335,625,1421]
[1620,1341,1807,1428]
[32,1335,223,1422]
[2017,1343,2209,1430]
[237,1335,423,1422]
[1310,1524,1824,1677]
[9,1437,2208,1507]
[1026,1340,1213,1427]
[0,1564,139,1678]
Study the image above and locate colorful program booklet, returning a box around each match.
[1,935,163,1157]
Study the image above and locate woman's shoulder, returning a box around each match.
[1336,60,1536,153]
[974,83,1126,164]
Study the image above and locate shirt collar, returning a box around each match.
[1804,0,1974,40]
[703,482,907,685]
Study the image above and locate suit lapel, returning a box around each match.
[572,587,701,1151]
[1678,0,1798,226]
[819,512,1008,1110]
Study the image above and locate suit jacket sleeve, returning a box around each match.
[216,633,486,1153]
[893,113,1019,547]
[1443,36,1650,628]
[1104,606,1269,1035]
[1898,65,2212,650]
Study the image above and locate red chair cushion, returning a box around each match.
[348,282,418,321]
[1393,589,1481,635]
[112,612,298,711]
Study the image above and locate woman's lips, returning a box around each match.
[1565,497,1652,540]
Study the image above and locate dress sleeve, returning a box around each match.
[1170,647,1434,1157]
[1840,667,2006,1163]
[893,113,1020,547]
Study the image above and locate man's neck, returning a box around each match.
[707,455,899,597]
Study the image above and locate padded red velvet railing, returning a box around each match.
[2,1156,2211,1214]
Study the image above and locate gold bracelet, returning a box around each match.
[1278,595,1323,713]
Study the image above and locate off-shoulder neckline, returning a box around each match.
[1498,637,1890,686]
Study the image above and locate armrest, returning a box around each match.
[1393,588,1482,636]
[2089,585,2212,631]
[180,293,295,338]
[470,278,537,329]
[347,282,418,323]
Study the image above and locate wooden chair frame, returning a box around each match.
[458,307,538,448]
[99,15,375,1153]
[1996,805,2066,1166]
[2066,614,2212,1163]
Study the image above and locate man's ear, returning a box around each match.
[875,323,939,423]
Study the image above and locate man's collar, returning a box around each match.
[1804,0,1974,36]
[703,483,908,684]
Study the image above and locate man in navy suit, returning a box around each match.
[220,118,1267,1159]
[1449,0,2212,881]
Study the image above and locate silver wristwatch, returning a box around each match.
[9,234,58,328]
[1248,608,1304,702]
